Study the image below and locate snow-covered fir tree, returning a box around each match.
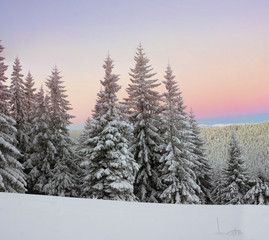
[45,67,77,197]
[211,169,223,204]
[189,109,213,204]
[243,174,269,205]
[24,71,36,123]
[220,130,249,204]
[0,41,10,116]
[22,71,37,188]
[9,58,29,164]
[27,87,55,194]
[0,42,26,193]
[123,44,163,202]
[79,55,137,201]
[158,64,201,204]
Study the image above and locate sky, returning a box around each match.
[1,0,269,129]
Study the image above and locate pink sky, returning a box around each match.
[1,0,269,126]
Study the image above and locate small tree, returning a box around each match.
[124,44,163,202]
[243,174,269,205]
[79,56,137,201]
[0,41,26,193]
[220,130,249,204]
[211,169,224,204]
[159,64,201,204]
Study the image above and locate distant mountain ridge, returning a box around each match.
[70,121,269,177]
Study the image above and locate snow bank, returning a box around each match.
[0,193,267,240]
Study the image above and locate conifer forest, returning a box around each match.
[1,41,269,205]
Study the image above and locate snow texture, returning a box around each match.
[0,192,267,240]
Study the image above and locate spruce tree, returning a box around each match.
[211,169,223,204]
[220,130,249,204]
[22,71,37,187]
[0,42,26,193]
[243,174,269,205]
[45,67,77,196]
[10,58,29,163]
[28,87,55,194]
[24,71,36,123]
[0,41,10,116]
[79,56,137,201]
[159,64,201,204]
[124,44,163,202]
[189,109,213,204]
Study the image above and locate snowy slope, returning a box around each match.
[0,193,267,240]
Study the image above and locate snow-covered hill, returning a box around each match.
[0,193,267,240]
[200,121,269,176]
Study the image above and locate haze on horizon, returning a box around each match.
[1,0,269,128]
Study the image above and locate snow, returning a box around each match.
[0,193,267,240]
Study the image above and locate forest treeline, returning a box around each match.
[1,41,268,204]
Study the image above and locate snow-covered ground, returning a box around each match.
[0,193,267,240]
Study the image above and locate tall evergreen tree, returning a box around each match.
[159,64,201,204]
[9,58,29,163]
[189,109,213,204]
[220,130,249,204]
[45,67,77,196]
[0,42,26,193]
[27,87,55,194]
[24,71,36,123]
[23,71,37,186]
[123,44,163,202]
[79,56,137,200]
[0,41,10,116]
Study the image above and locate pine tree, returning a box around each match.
[0,41,26,193]
[220,130,249,204]
[124,44,163,202]
[9,58,29,163]
[189,109,213,204]
[27,87,55,194]
[79,56,137,200]
[243,174,269,205]
[45,67,77,196]
[159,64,201,204]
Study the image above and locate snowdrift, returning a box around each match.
[0,193,267,240]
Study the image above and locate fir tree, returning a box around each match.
[28,87,55,194]
[0,41,10,115]
[45,67,77,196]
[24,71,36,123]
[243,174,269,205]
[10,58,29,162]
[189,109,213,204]
[79,56,137,201]
[22,71,37,187]
[159,64,201,204]
[124,44,163,202]
[211,169,223,204]
[0,42,26,193]
[220,130,249,204]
